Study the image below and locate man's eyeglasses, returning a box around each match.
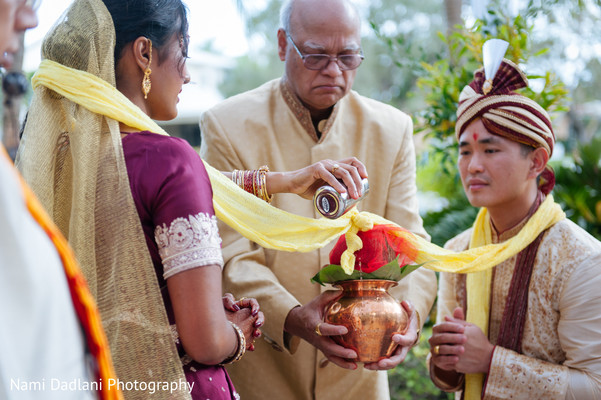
[286,33,364,71]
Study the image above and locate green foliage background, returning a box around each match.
[553,136,601,240]
[388,325,453,400]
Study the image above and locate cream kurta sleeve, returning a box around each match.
[435,230,471,323]
[432,224,601,400]
[484,253,601,400]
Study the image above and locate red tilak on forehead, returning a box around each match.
[473,133,479,141]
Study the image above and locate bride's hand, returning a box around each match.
[223,295,264,351]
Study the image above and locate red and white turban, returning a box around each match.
[455,58,556,194]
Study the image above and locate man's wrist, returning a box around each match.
[283,305,302,353]
[429,361,464,392]
[283,305,301,334]
[484,345,496,374]
[265,171,286,195]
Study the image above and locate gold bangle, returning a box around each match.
[220,322,246,365]
[413,309,421,347]
[258,165,273,204]
[231,169,243,189]
[232,166,273,203]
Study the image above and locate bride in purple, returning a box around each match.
[18,0,367,398]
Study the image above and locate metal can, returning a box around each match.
[314,178,370,219]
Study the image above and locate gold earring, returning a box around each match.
[142,39,153,99]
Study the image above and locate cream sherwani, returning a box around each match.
[435,217,601,399]
[200,78,437,400]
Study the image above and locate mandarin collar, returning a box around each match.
[491,193,545,243]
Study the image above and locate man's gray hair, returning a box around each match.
[280,0,294,32]
[280,0,360,34]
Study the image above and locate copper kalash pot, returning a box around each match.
[324,279,408,363]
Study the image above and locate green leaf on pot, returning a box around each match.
[398,263,422,281]
[369,258,402,281]
[311,258,423,286]
[310,264,366,285]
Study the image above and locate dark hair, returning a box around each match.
[102,0,189,66]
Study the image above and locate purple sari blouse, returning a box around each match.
[122,131,239,400]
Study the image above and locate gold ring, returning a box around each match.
[433,345,440,355]
[331,164,339,174]
[314,322,323,336]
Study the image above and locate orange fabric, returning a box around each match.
[1,145,122,400]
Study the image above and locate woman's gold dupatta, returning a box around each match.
[17,1,189,398]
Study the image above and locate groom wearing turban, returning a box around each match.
[428,41,601,400]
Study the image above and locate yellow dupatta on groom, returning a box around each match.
[463,199,563,398]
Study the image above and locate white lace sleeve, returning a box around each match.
[154,212,224,279]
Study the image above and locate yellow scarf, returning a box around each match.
[461,202,563,399]
[31,59,565,263]
[32,59,565,270]
[32,61,565,398]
